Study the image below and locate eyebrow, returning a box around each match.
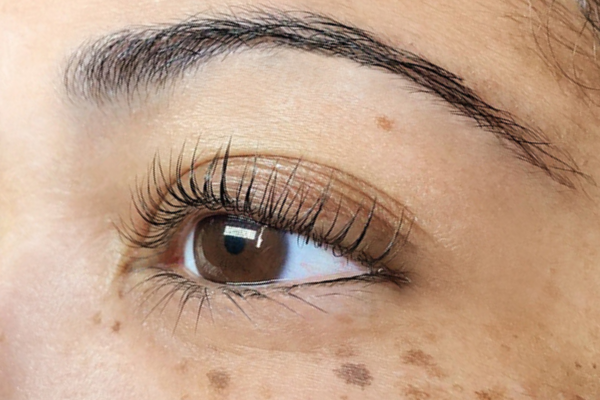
[65,10,585,188]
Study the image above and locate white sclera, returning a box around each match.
[183,226,197,276]
[182,222,364,283]
[276,234,363,281]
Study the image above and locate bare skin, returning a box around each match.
[1,0,600,399]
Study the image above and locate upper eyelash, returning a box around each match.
[122,141,408,270]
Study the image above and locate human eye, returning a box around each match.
[182,215,368,285]
[120,142,416,327]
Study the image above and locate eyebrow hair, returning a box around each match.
[65,10,586,188]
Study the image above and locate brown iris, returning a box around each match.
[192,216,288,284]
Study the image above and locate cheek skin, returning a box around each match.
[111,254,596,400]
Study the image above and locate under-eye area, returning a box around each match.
[118,142,417,327]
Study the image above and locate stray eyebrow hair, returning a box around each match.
[65,9,586,189]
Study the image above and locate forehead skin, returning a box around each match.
[1,0,600,400]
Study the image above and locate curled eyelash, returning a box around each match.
[124,142,410,268]
[121,142,413,323]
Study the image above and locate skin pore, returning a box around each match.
[1,0,600,399]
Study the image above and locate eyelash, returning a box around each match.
[121,142,412,323]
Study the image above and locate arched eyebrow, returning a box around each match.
[64,10,585,189]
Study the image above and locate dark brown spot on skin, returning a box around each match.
[575,361,582,369]
[333,363,373,388]
[402,349,435,368]
[207,369,230,391]
[474,388,508,400]
[111,321,121,333]
[402,349,446,378]
[593,363,597,370]
[375,115,394,132]
[405,386,431,399]
[92,312,102,325]
[476,392,494,400]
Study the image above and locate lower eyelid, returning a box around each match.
[127,263,411,330]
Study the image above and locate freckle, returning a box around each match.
[575,361,582,369]
[452,384,464,393]
[475,388,506,400]
[375,115,395,132]
[92,312,102,325]
[423,333,437,343]
[111,321,121,333]
[176,360,189,374]
[207,369,230,391]
[401,349,445,378]
[335,315,353,325]
[402,349,434,368]
[333,363,373,388]
[593,363,597,369]
[334,345,357,358]
[475,391,493,400]
[340,396,349,400]
[405,385,431,399]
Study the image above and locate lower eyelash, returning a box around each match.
[134,264,411,329]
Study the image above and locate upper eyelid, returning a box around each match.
[122,144,418,267]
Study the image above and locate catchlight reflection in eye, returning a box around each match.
[183,215,364,285]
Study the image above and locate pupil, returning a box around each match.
[224,234,246,255]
